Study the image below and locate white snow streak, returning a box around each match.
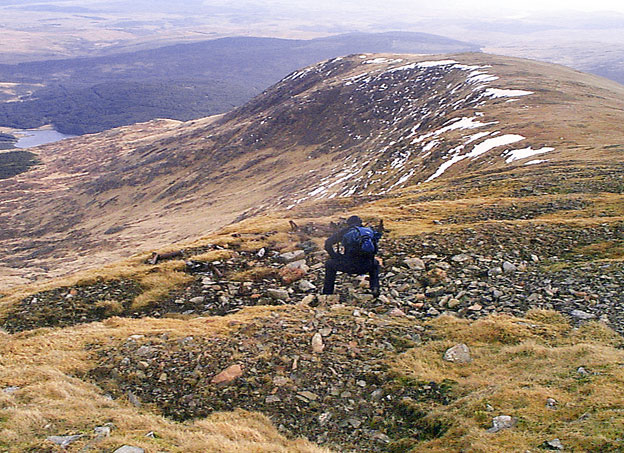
[504,146,554,163]
[426,134,525,181]
[484,88,533,98]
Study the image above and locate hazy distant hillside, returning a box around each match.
[0,32,479,135]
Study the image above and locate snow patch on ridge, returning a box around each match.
[504,146,554,163]
[484,88,533,98]
[426,134,525,181]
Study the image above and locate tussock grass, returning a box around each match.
[0,307,330,452]
[390,311,624,452]
[0,257,193,315]
[188,249,236,262]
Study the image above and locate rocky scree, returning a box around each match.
[88,307,451,452]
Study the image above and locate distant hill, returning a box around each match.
[1,52,623,287]
[0,32,479,135]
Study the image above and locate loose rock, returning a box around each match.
[443,344,472,363]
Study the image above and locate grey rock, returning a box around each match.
[489,267,503,276]
[286,259,309,272]
[298,280,316,291]
[404,257,425,270]
[546,398,558,409]
[267,288,289,301]
[94,425,112,437]
[256,247,266,258]
[543,438,564,450]
[502,261,517,273]
[570,309,595,320]
[189,296,205,304]
[113,447,145,453]
[279,250,305,263]
[2,386,19,395]
[347,418,363,428]
[451,253,471,263]
[265,395,281,404]
[443,343,472,363]
[47,435,83,447]
[487,415,516,433]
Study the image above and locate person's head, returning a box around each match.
[346,215,362,227]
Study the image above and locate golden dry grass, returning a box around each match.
[0,306,332,453]
[390,311,624,452]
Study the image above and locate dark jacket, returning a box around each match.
[325,226,378,265]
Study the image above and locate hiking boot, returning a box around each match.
[371,287,380,298]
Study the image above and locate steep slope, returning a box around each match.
[1,52,624,288]
[1,53,624,453]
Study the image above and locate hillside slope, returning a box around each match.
[0,53,623,452]
[1,52,624,289]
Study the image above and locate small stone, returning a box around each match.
[319,327,332,336]
[531,254,540,262]
[502,261,517,273]
[447,298,461,309]
[317,294,340,305]
[311,333,324,353]
[546,398,558,409]
[427,307,440,316]
[189,296,205,304]
[47,435,83,448]
[570,310,595,320]
[444,343,472,363]
[468,303,482,311]
[113,447,145,453]
[127,391,141,407]
[201,277,216,285]
[348,418,362,428]
[94,426,111,437]
[279,267,306,284]
[286,259,309,272]
[211,364,243,385]
[297,390,319,402]
[319,412,332,426]
[542,438,564,450]
[357,380,367,387]
[273,376,289,386]
[577,366,590,376]
[388,308,406,317]
[372,431,391,444]
[489,267,503,276]
[2,386,19,395]
[487,415,516,433]
[256,248,266,258]
[279,250,305,263]
[265,395,281,404]
[267,288,289,301]
[451,254,471,263]
[404,257,426,270]
[298,280,316,291]
[299,294,317,306]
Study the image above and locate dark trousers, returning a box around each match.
[322,257,380,295]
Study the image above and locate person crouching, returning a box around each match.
[322,215,381,297]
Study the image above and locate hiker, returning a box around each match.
[322,215,382,296]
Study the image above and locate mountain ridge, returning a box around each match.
[1,52,623,289]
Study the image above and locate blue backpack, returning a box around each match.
[342,226,380,257]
